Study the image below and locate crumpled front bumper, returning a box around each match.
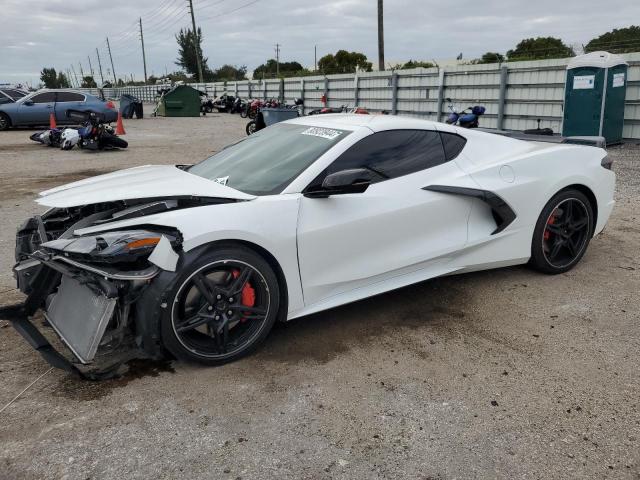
[4,253,160,379]
[2,265,121,380]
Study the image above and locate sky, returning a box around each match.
[1,0,639,86]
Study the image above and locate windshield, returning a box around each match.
[188,123,350,195]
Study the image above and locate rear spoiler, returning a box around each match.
[478,129,606,149]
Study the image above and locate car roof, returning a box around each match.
[30,89,87,94]
[284,113,444,132]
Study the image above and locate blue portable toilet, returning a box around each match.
[562,51,628,145]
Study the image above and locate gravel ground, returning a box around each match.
[0,113,638,480]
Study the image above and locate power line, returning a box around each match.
[196,0,230,13]
[198,0,262,22]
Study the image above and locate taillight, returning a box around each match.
[601,155,613,170]
[106,101,115,109]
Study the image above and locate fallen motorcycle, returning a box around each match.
[67,109,128,150]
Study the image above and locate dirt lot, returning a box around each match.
[0,113,639,480]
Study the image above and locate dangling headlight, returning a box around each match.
[41,229,181,264]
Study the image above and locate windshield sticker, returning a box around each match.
[300,127,343,140]
[214,176,229,186]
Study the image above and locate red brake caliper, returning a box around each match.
[544,214,555,241]
[232,269,255,323]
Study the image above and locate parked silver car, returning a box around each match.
[0,89,118,130]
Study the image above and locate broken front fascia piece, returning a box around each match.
[148,235,179,272]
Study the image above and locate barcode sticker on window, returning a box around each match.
[301,127,343,140]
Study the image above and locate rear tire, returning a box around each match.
[0,113,11,131]
[101,133,128,149]
[529,189,594,274]
[160,246,280,365]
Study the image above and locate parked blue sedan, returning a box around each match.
[0,89,118,130]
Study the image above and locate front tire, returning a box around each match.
[529,189,594,274]
[0,113,11,131]
[160,246,280,365]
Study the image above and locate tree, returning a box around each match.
[474,52,505,64]
[213,64,248,81]
[506,37,574,61]
[81,76,97,88]
[318,50,372,74]
[397,60,435,69]
[40,68,72,88]
[585,26,640,54]
[56,71,71,88]
[253,59,306,78]
[175,27,211,79]
[40,68,59,88]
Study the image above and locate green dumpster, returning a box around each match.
[155,85,201,117]
[562,51,628,145]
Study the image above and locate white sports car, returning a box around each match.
[8,115,615,378]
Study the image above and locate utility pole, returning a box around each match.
[87,56,94,77]
[377,0,385,71]
[70,64,80,87]
[139,17,148,83]
[106,37,117,84]
[275,43,280,77]
[66,69,75,87]
[187,0,204,83]
[79,62,85,79]
[96,48,105,86]
[314,45,317,72]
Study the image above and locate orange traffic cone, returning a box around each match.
[49,113,57,129]
[115,111,126,135]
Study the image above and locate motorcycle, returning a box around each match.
[212,94,237,113]
[445,98,485,128]
[66,109,128,150]
[230,97,246,114]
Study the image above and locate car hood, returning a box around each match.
[37,165,256,208]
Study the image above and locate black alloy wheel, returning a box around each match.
[161,247,280,364]
[530,189,593,274]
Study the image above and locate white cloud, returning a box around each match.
[1,0,639,85]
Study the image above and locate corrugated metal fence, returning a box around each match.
[78,53,640,139]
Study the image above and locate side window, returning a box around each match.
[30,92,56,103]
[440,132,467,160]
[56,92,85,102]
[309,129,446,189]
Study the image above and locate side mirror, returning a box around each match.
[304,168,374,198]
[23,100,34,106]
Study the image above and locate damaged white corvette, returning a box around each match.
[8,115,615,378]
